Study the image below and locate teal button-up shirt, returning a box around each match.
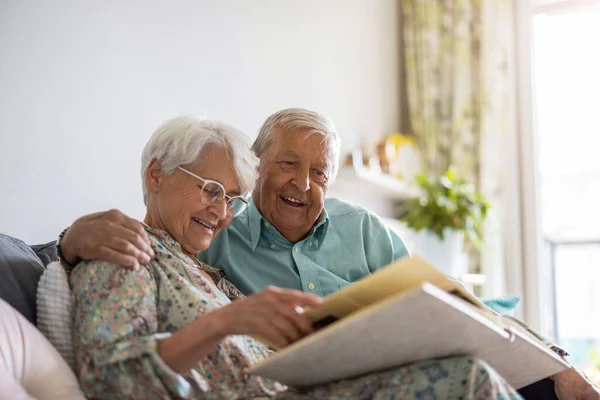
[197,198,409,297]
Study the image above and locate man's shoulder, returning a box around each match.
[203,210,252,254]
[223,209,252,236]
[324,197,380,221]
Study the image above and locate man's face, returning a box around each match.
[253,128,332,243]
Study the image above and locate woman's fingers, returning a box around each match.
[276,303,314,337]
[256,288,321,343]
[254,323,290,349]
[213,287,323,347]
[268,311,305,344]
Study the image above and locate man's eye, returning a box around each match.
[312,169,326,178]
[312,170,328,184]
[280,161,296,167]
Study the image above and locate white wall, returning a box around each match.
[0,0,403,243]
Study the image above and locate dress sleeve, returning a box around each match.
[71,261,205,399]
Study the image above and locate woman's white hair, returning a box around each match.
[141,116,258,205]
[251,108,341,182]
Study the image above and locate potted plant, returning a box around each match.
[396,169,490,278]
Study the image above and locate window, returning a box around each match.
[533,5,600,381]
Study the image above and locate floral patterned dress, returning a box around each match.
[71,226,523,400]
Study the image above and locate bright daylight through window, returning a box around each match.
[534,5,600,383]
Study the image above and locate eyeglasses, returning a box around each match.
[177,167,249,218]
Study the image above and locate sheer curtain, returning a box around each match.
[401,0,519,304]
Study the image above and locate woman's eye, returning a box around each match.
[203,188,219,197]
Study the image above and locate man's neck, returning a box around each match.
[278,228,310,244]
[250,200,310,244]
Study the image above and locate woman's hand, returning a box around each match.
[211,286,323,348]
[61,209,154,268]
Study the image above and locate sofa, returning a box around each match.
[0,232,561,400]
[0,233,57,325]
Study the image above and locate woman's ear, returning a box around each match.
[145,159,164,194]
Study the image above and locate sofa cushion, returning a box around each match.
[0,234,45,324]
[30,241,57,267]
[37,261,75,370]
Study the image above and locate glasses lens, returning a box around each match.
[228,198,248,217]
[201,182,224,204]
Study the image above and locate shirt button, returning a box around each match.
[308,283,315,290]
[294,247,299,253]
[270,244,276,250]
[308,242,313,247]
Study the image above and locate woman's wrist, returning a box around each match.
[205,308,233,338]
[156,314,229,375]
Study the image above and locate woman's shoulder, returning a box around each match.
[69,255,159,297]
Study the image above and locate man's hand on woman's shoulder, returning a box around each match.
[61,209,155,268]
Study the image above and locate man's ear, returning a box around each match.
[145,159,164,194]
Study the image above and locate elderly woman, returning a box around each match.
[69,116,523,399]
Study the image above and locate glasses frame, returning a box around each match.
[177,166,249,217]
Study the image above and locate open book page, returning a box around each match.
[303,255,495,327]
[250,283,568,389]
[423,286,569,388]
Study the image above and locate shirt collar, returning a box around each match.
[142,223,182,253]
[247,199,264,251]
[247,198,330,251]
[142,223,228,284]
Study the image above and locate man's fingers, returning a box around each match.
[110,225,154,262]
[102,210,153,257]
[96,246,139,268]
[106,236,150,264]
[117,217,153,255]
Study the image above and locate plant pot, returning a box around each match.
[409,229,468,279]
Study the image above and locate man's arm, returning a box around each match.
[59,209,154,269]
[363,213,410,273]
[552,365,600,399]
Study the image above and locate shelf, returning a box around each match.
[333,165,418,200]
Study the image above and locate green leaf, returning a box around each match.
[398,167,491,252]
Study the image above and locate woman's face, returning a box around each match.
[146,145,242,256]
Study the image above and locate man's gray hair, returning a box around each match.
[252,108,341,182]
[141,116,258,205]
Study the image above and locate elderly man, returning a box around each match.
[57,108,598,400]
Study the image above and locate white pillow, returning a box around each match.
[36,261,75,371]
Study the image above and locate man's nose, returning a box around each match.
[292,168,310,192]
